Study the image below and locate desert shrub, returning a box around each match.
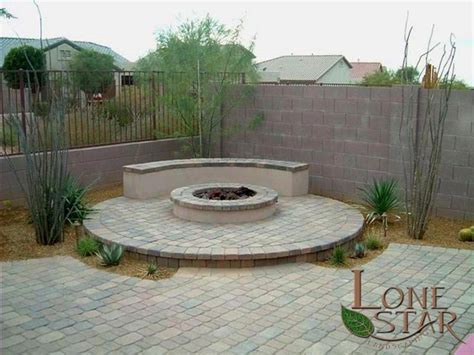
[330,246,347,266]
[0,123,19,147]
[458,228,473,242]
[146,263,158,276]
[96,243,124,266]
[99,101,133,127]
[32,100,51,117]
[9,100,70,245]
[353,242,366,258]
[76,236,100,256]
[365,233,383,250]
[63,176,94,224]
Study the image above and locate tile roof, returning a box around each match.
[350,62,382,82]
[256,55,351,82]
[0,37,131,69]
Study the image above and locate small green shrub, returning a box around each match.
[330,246,347,266]
[365,234,383,250]
[146,263,158,276]
[2,200,13,209]
[354,242,366,258]
[96,243,124,266]
[0,123,19,147]
[99,101,132,127]
[76,236,100,256]
[63,176,94,224]
[459,228,473,242]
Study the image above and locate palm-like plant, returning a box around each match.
[359,178,400,237]
[63,175,95,225]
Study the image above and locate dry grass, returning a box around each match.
[1,185,472,275]
[351,202,474,251]
[315,203,473,269]
[0,182,176,280]
[314,247,386,269]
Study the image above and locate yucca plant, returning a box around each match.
[359,178,401,237]
[142,263,159,279]
[146,263,158,275]
[63,175,94,225]
[96,243,124,266]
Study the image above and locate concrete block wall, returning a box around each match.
[223,85,474,220]
[0,138,190,206]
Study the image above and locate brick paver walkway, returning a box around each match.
[1,244,473,354]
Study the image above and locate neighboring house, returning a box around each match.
[0,37,133,109]
[0,37,131,70]
[349,62,383,83]
[256,55,352,84]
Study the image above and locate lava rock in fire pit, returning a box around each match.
[193,186,256,200]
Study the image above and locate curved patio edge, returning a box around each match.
[84,195,365,268]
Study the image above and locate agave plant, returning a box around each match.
[353,242,366,258]
[359,178,401,237]
[96,243,124,266]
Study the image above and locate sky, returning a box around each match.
[1,0,473,84]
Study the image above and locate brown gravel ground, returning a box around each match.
[0,183,176,280]
[1,184,472,274]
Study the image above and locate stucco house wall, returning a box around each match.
[318,60,352,84]
[44,42,79,70]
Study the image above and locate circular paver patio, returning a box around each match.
[85,194,364,266]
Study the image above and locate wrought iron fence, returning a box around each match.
[1,70,245,155]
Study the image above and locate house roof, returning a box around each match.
[256,55,352,82]
[349,62,382,82]
[0,37,131,69]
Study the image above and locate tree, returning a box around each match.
[440,79,470,90]
[0,8,15,19]
[136,15,259,157]
[360,69,395,86]
[394,66,419,84]
[2,45,45,90]
[70,49,115,97]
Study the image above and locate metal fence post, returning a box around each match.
[19,69,27,134]
[151,73,157,132]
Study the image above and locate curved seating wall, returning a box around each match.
[123,158,309,199]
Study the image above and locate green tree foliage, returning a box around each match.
[2,45,45,90]
[440,79,470,90]
[70,49,115,96]
[0,8,16,19]
[136,15,259,157]
[360,69,395,87]
[137,16,257,78]
[395,66,419,84]
[361,66,420,86]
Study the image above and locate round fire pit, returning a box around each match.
[170,183,278,223]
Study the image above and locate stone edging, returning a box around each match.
[170,183,278,211]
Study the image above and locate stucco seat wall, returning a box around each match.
[123,159,309,199]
